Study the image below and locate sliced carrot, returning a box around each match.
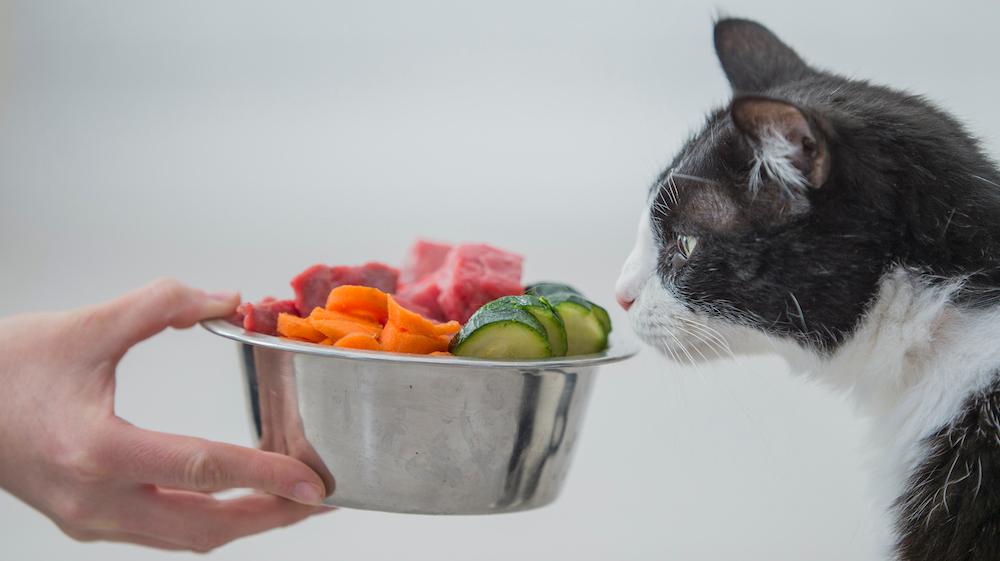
[334,332,382,351]
[390,332,445,354]
[308,306,379,327]
[311,318,382,341]
[386,295,442,337]
[308,306,336,320]
[277,313,326,343]
[326,286,390,324]
[430,351,453,357]
[318,337,336,346]
[431,320,461,337]
[381,321,450,354]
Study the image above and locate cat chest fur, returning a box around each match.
[815,269,1000,559]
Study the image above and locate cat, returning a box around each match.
[615,18,1000,561]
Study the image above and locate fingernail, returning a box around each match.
[208,291,239,302]
[293,482,324,505]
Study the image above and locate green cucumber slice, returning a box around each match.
[592,303,612,334]
[450,305,552,359]
[483,295,568,356]
[526,282,613,338]
[544,293,609,355]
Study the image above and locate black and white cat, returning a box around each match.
[616,18,1000,561]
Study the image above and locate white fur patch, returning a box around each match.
[748,129,808,196]
[615,206,658,307]
[816,271,1000,521]
[628,275,778,364]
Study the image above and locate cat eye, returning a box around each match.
[677,235,698,259]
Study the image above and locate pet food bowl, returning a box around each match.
[202,319,637,515]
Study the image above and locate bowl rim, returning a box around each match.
[201,318,638,369]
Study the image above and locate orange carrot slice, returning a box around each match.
[318,338,336,346]
[311,318,382,341]
[334,332,382,351]
[308,306,379,326]
[430,351,453,357]
[386,295,442,337]
[326,286,390,324]
[431,320,461,337]
[381,321,450,354]
[277,313,326,343]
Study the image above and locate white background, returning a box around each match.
[2,1,998,559]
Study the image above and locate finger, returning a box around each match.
[88,278,239,356]
[64,526,190,551]
[103,425,327,505]
[103,532,189,551]
[118,488,325,552]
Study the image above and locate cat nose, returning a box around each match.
[616,294,634,311]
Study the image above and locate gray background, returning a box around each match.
[2,1,997,559]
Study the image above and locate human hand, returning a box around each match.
[0,279,330,552]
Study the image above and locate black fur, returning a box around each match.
[713,19,811,94]
[651,18,1000,559]
[897,378,1000,561]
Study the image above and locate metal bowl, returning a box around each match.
[202,319,637,515]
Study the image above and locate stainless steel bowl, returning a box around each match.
[202,319,637,515]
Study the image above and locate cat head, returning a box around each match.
[616,19,1000,364]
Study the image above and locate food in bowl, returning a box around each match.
[229,239,612,359]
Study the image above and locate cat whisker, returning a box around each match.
[678,317,734,356]
[670,172,722,187]
[658,330,682,364]
[647,315,683,365]
[671,324,714,363]
[676,320,734,362]
[666,171,680,206]
[663,327,698,367]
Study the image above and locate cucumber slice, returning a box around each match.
[545,293,609,355]
[526,282,613,338]
[450,305,552,359]
[484,295,568,356]
[524,301,568,356]
[524,282,582,298]
[592,303,612,334]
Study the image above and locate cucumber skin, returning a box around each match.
[481,294,549,313]
[524,282,582,298]
[528,288,614,336]
[449,305,552,358]
[480,295,568,356]
[543,292,593,309]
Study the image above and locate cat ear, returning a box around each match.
[731,96,830,190]
[714,19,813,93]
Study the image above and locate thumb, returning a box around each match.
[88,278,240,358]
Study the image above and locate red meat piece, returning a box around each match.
[399,240,453,286]
[290,262,399,313]
[239,297,299,335]
[395,275,445,321]
[435,244,523,323]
